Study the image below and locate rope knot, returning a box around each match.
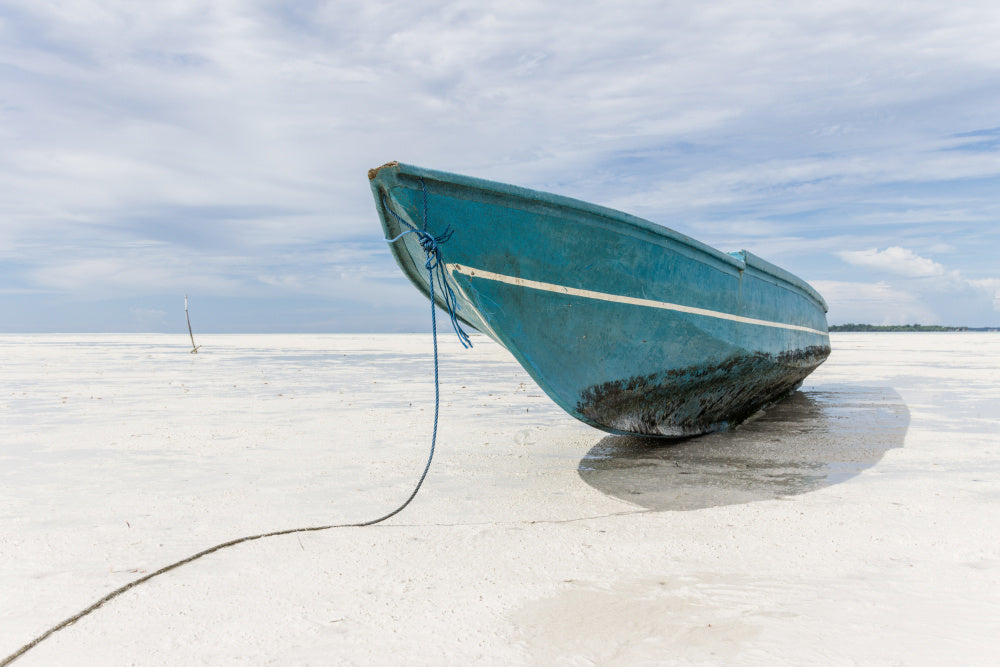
[383,181,472,349]
[414,226,455,271]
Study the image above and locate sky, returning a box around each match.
[2,1,999,332]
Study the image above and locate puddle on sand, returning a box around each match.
[578,385,909,511]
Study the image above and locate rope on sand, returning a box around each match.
[1,182,469,666]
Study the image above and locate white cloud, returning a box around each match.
[969,278,1000,312]
[837,246,947,278]
[3,1,1000,330]
[822,248,1000,325]
[28,254,243,295]
[811,280,937,325]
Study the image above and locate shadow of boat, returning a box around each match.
[577,385,909,511]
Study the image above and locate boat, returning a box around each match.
[368,162,831,437]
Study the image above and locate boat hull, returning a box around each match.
[369,162,831,436]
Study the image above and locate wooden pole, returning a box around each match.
[185,295,201,353]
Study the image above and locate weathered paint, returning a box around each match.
[368,162,831,437]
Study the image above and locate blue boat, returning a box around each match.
[369,162,831,437]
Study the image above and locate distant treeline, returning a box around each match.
[829,323,999,332]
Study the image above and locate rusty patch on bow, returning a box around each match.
[576,345,831,437]
[368,161,400,180]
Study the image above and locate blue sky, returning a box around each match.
[2,1,999,332]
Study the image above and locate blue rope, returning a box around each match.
[356,252,443,525]
[0,180,478,667]
[360,178,472,524]
[384,180,472,350]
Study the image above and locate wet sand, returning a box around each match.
[1,332,998,665]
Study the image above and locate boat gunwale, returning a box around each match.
[372,162,828,313]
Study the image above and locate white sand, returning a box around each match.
[1,332,998,665]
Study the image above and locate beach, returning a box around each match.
[1,332,998,665]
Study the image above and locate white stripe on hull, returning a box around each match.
[447,264,828,336]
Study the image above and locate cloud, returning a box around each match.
[3,2,1000,330]
[837,246,947,278]
[969,278,1000,312]
[811,280,936,325]
[822,246,1000,325]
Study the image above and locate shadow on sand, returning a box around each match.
[578,385,909,511]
